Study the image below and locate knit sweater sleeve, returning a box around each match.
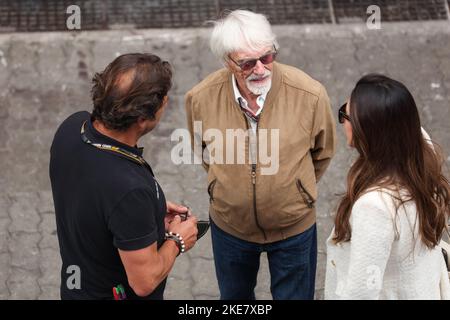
[341,191,396,299]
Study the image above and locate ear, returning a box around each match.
[161,95,169,107]
[136,116,148,130]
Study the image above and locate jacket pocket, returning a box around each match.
[207,179,217,203]
[296,179,315,208]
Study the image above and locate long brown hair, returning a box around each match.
[333,74,450,248]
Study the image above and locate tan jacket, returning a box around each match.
[185,62,336,243]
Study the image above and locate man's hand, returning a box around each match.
[167,215,198,252]
[165,201,191,230]
[119,202,197,298]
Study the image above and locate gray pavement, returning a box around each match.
[0,21,449,300]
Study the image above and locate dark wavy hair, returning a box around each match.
[91,53,172,130]
[333,74,450,248]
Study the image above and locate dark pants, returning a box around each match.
[210,219,317,300]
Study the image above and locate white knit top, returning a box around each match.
[325,188,450,300]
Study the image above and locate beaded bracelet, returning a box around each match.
[165,231,186,256]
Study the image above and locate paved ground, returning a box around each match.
[0,21,449,300]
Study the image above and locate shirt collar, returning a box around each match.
[231,74,267,116]
[86,116,144,157]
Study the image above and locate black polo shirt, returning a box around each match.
[50,111,167,300]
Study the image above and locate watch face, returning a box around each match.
[197,221,210,240]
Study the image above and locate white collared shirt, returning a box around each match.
[231,74,268,132]
[231,74,270,164]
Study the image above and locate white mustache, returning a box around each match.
[247,70,271,81]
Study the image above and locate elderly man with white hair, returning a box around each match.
[185,10,336,300]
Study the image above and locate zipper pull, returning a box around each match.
[251,165,256,185]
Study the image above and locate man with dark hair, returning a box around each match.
[50,53,198,300]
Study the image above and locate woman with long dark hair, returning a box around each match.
[325,74,450,299]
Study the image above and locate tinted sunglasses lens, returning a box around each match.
[260,53,276,64]
[240,60,257,71]
[338,104,346,123]
[239,52,276,70]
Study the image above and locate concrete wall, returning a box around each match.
[0,21,449,299]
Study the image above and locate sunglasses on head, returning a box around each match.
[338,103,351,124]
[228,48,278,71]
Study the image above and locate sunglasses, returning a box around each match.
[228,49,278,71]
[338,103,351,123]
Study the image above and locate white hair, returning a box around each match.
[210,10,279,61]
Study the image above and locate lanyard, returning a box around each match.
[80,120,154,177]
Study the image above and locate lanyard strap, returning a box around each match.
[80,121,154,176]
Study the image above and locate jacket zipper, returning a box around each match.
[238,99,266,240]
[251,120,267,240]
[296,179,314,208]
[252,162,266,240]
